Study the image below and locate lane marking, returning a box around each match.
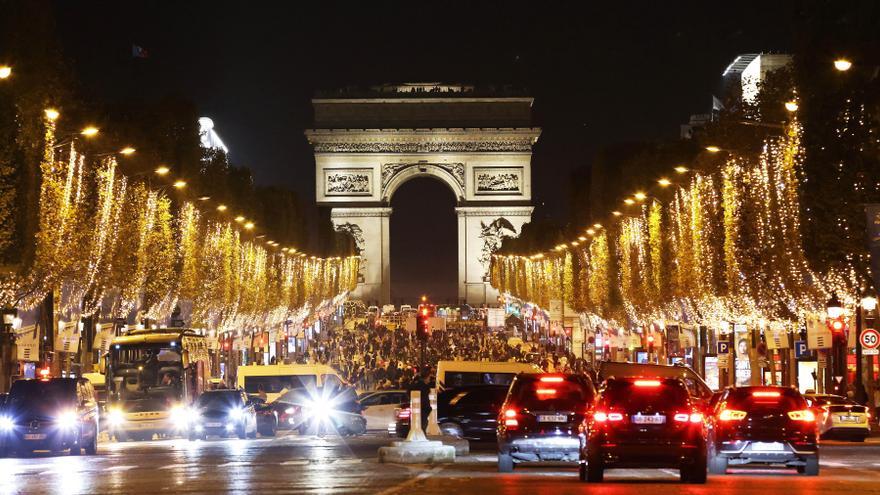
[219,461,250,467]
[281,460,309,466]
[375,466,444,495]
[821,461,846,467]
[107,465,135,472]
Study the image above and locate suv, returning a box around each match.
[497,373,595,472]
[0,378,100,456]
[709,386,819,475]
[582,377,707,483]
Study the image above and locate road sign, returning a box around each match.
[717,341,730,355]
[794,341,810,359]
[864,348,879,355]
[860,328,880,350]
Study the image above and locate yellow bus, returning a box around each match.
[236,364,343,403]
[104,328,210,441]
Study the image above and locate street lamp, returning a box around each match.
[216,204,228,212]
[44,108,60,121]
[80,126,99,137]
[834,58,853,72]
[155,166,170,176]
[172,180,187,189]
[784,101,799,112]
[658,178,672,187]
[705,146,722,153]
[119,147,136,155]
[826,293,844,319]
[674,166,689,174]
[0,66,11,79]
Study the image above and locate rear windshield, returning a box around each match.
[244,375,316,394]
[601,380,690,410]
[726,389,807,411]
[511,377,592,411]
[443,371,516,388]
[8,380,75,416]
[807,395,845,406]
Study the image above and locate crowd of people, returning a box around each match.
[294,322,590,392]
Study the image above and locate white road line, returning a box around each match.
[821,461,846,467]
[375,466,444,495]
[160,463,197,470]
[335,459,363,465]
[107,465,135,472]
[218,461,250,467]
[281,460,309,466]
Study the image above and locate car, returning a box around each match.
[246,395,278,437]
[0,377,100,457]
[582,377,707,483]
[804,393,871,442]
[190,389,258,440]
[497,373,595,472]
[708,386,818,475]
[395,385,509,439]
[358,390,408,432]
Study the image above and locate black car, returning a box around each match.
[582,377,707,483]
[395,385,509,440]
[190,389,258,440]
[708,386,818,475]
[497,373,595,472]
[0,378,100,456]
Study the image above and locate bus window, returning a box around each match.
[444,372,516,388]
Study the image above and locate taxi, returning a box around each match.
[804,394,871,442]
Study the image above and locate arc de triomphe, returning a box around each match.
[306,84,540,305]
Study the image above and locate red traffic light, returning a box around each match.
[421,308,429,317]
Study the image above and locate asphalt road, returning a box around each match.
[2,432,880,494]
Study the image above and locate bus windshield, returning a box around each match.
[109,344,184,402]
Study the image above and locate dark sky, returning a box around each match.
[50,1,794,302]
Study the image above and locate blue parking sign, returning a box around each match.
[717,341,730,354]
[795,341,810,359]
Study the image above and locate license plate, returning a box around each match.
[205,422,222,428]
[24,433,47,440]
[751,442,784,451]
[838,415,858,423]
[537,414,568,423]
[632,414,665,424]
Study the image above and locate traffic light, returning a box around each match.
[416,315,429,341]
[647,334,655,354]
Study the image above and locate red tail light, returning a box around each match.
[675,412,703,423]
[396,407,411,420]
[540,376,564,383]
[593,411,623,422]
[504,408,519,428]
[718,409,747,421]
[752,391,781,398]
[633,379,661,387]
[787,409,816,422]
[535,388,557,396]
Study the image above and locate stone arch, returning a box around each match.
[381,163,465,203]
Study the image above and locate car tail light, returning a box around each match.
[689,412,703,423]
[718,409,747,421]
[396,407,411,420]
[593,411,623,422]
[633,379,661,387]
[674,413,689,422]
[540,376,564,383]
[504,408,519,428]
[535,388,557,396]
[752,391,781,398]
[787,409,816,422]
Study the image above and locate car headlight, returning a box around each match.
[284,407,295,415]
[228,408,243,420]
[306,398,333,419]
[57,410,78,429]
[0,416,14,431]
[170,405,192,428]
[107,408,125,427]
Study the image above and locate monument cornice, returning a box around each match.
[305,128,541,153]
[455,206,535,217]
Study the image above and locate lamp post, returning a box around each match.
[826,294,845,395]
[855,295,877,403]
[1,307,18,393]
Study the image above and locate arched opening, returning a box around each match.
[389,176,458,305]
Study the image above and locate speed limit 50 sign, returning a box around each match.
[860,328,880,355]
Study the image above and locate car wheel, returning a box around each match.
[497,453,514,473]
[586,449,604,482]
[684,455,707,484]
[801,456,819,476]
[440,422,463,438]
[578,463,588,482]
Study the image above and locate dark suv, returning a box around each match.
[582,377,707,483]
[0,378,100,456]
[497,373,594,472]
[708,386,818,475]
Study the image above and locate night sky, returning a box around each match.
[51,1,795,302]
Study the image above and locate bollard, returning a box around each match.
[425,388,441,436]
[405,390,428,442]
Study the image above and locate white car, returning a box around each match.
[359,390,409,432]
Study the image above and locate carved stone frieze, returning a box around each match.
[381,162,465,189]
